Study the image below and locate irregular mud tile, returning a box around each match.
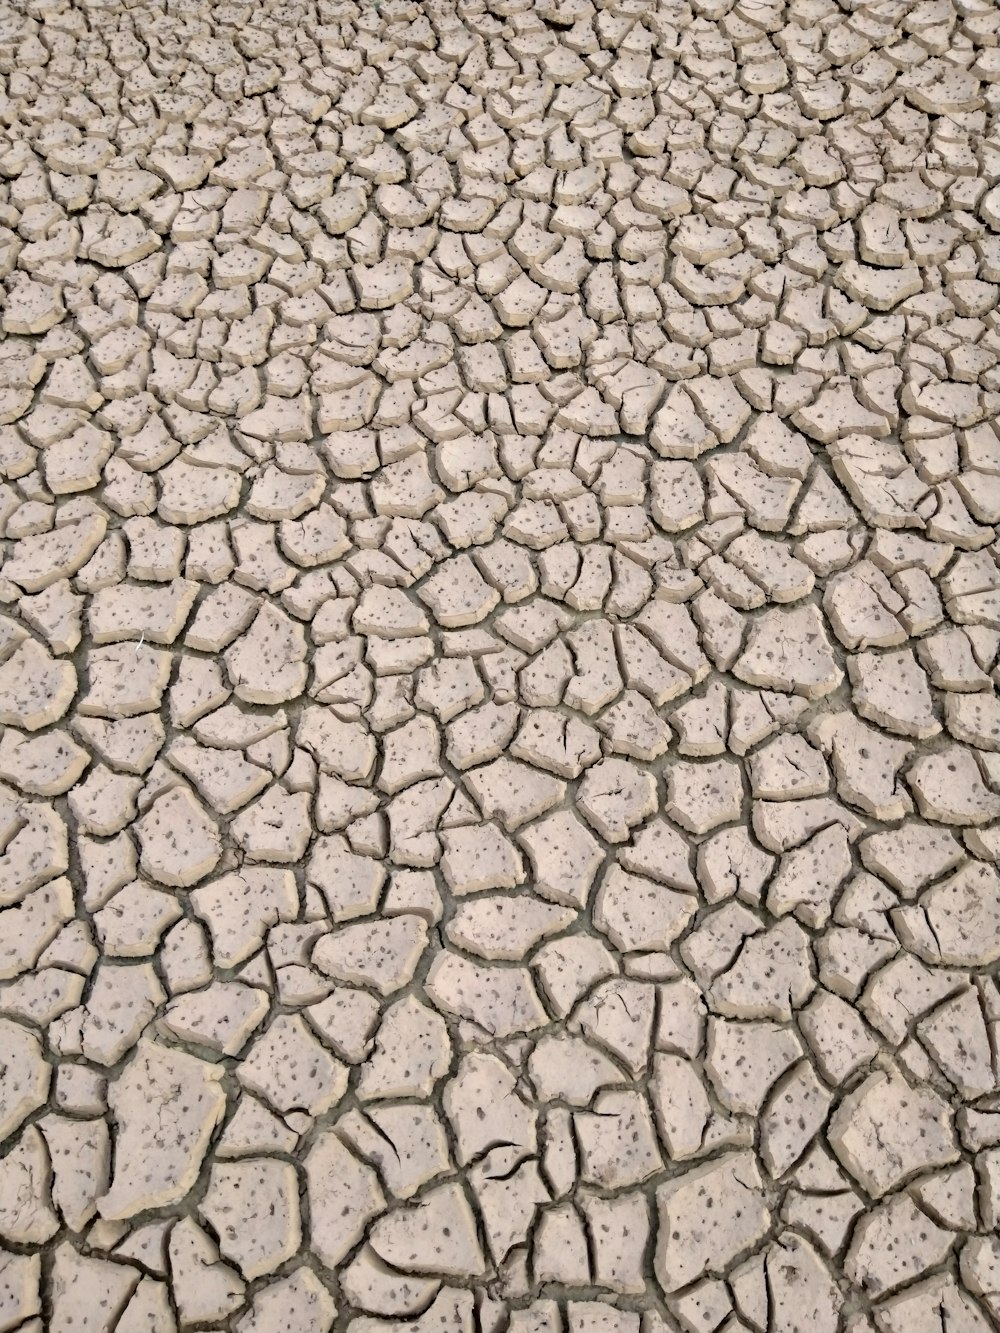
[168,1217,246,1326]
[681,901,764,992]
[165,736,270,814]
[38,1114,110,1234]
[463,757,566,831]
[0,1249,41,1330]
[425,951,548,1039]
[356,996,451,1102]
[234,1258,337,1333]
[824,562,910,652]
[959,1238,1000,1324]
[917,985,997,1100]
[907,743,1000,826]
[808,711,913,822]
[224,601,308,704]
[654,1151,771,1293]
[594,866,696,954]
[440,822,523,894]
[4,514,107,593]
[159,981,269,1057]
[631,595,702,673]
[570,1087,666,1194]
[312,915,427,996]
[237,1013,348,1118]
[859,952,965,1048]
[418,553,500,628]
[858,822,964,898]
[827,1069,959,1198]
[528,1034,626,1107]
[0,968,85,1027]
[944,690,1000,751]
[893,861,1000,966]
[875,1273,995,1333]
[471,1152,551,1270]
[759,1059,833,1178]
[614,620,691,706]
[619,817,697,893]
[377,715,442,795]
[576,977,655,1077]
[413,657,485,723]
[192,869,296,975]
[0,1125,59,1243]
[115,1277,180,1333]
[578,757,658,842]
[386,776,454,867]
[135,786,220,887]
[48,1243,140,1333]
[369,1182,486,1280]
[184,583,260,653]
[231,785,312,862]
[0,728,89,796]
[916,625,993,692]
[764,1234,841,1333]
[446,894,575,962]
[671,680,729,757]
[751,795,865,854]
[199,1158,301,1281]
[78,643,172,718]
[733,604,843,699]
[695,826,775,906]
[0,876,74,979]
[649,1053,713,1161]
[304,1130,386,1273]
[72,715,164,776]
[705,1017,804,1116]
[306,834,385,921]
[56,961,164,1068]
[518,809,605,908]
[708,918,815,1020]
[444,1053,536,1167]
[0,800,70,908]
[664,758,744,835]
[0,638,77,731]
[845,1193,953,1297]
[340,1247,436,1322]
[340,1103,452,1202]
[765,824,853,928]
[444,700,520,770]
[747,733,829,802]
[382,870,442,927]
[98,1040,225,1220]
[596,691,673,761]
[532,935,620,1019]
[847,648,940,739]
[510,708,601,779]
[654,977,708,1061]
[798,990,881,1085]
[168,657,231,730]
[87,578,199,647]
[216,1094,298,1160]
[67,763,142,837]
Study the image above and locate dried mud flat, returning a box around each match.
[1,0,1000,1329]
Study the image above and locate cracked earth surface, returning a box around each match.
[1,0,1000,1329]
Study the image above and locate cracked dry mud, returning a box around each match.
[2,0,1000,1332]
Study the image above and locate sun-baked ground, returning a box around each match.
[1,0,1000,1329]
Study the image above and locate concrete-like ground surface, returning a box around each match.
[1,0,1000,1328]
